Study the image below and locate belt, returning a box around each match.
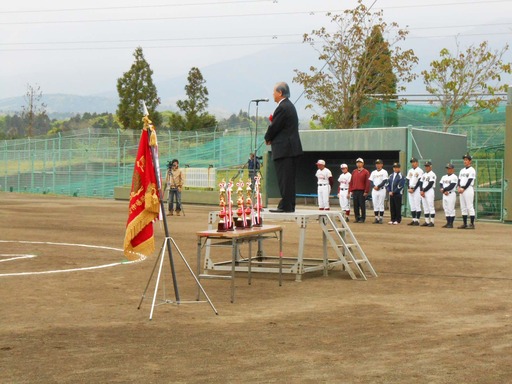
[340,188,348,190]
[318,183,329,186]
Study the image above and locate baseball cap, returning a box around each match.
[375,159,383,164]
[356,157,364,163]
[340,163,348,169]
[392,162,401,168]
[462,153,472,160]
[424,161,432,166]
[445,163,454,169]
[410,157,418,163]
[316,159,326,165]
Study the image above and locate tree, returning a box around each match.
[293,0,417,129]
[422,40,511,131]
[117,47,162,132]
[21,83,47,137]
[358,26,398,127]
[169,67,217,131]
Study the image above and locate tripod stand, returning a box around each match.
[137,115,217,319]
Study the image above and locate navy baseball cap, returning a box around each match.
[410,157,418,163]
[393,162,401,168]
[445,163,454,169]
[462,154,472,160]
[424,161,432,166]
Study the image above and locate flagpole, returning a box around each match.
[143,102,181,303]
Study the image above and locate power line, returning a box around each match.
[3,0,511,26]
[0,0,274,14]
[0,34,300,47]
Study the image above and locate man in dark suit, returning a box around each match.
[264,82,303,213]
[386,162,405,224]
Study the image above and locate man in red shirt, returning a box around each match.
[349,158,371,223]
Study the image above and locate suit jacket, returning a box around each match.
[387,171,405,195]
[264,98,303,160]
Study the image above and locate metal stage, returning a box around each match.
[204,210,377,282]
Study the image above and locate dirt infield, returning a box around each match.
[1,192,511,383]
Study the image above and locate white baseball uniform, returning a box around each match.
[440,173,458,217]
[369,168,389,213]
[337,171,352,211]
[458,166,476,216]
[420,170,436,220]
[406,166,424,220]
[316,167,332,209]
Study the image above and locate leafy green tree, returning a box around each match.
[422,40,511,131]
[293,0,417,128]
[169,67,217,131]
[357,26,398,127]
[117,47,162,132]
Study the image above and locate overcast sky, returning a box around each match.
[1,0,511,100]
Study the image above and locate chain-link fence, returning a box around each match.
[1,127,254,198]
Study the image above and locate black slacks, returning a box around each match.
[389,193,402,223]
[274,156,297,212]
[352,190,366,222]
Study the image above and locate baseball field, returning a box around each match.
[1,192,511,383]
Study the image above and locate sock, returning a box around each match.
[463,215,468,225]
[470,215,475,225]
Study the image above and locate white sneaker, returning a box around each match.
[393,221,399,225]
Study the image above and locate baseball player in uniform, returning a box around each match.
[406,157,424,226]
[419,161,436,227]
[369,159,389,224]
[439,163,458,228]
[315,159,333,210]
[457,154,476,229]
[337,163,352,221]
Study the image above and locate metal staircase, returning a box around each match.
[318,212,377,280]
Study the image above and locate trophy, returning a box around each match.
[245,179,253,228]
[217,180,227,232]
[253,172,263,227]
[225,180,234,231]
[235,179,247,228]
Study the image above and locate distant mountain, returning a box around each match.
[0,94,118,119]
[1,25,510,122]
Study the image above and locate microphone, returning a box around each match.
[251,98,269,102]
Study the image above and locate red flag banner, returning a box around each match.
[123,117,160,261]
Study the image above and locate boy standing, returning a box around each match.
[315,159,333,210]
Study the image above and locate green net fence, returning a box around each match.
[1,127,254,198]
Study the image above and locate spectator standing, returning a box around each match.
[348,158,370,223]
[164,159,185,216]
[387,162,405,224]
[247,153,261,183]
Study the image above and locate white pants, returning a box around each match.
[318,184,331,209]
[408,188,422,212]
[442,192,456,217]
[459,186,475,216]
[338,189,350,211]
[421,189,435,215]
[372,188,386,212]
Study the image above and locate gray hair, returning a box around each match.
[275,82,290,98]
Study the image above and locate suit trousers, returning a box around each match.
[389,193,402,223]
[274,156,297,212]
[352,190,366,221]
